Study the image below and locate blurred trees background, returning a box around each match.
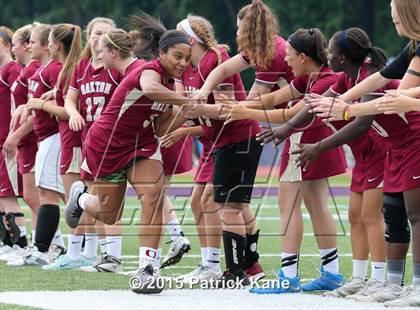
[0,0,407,87]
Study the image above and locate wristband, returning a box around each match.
[343,105,351,121]
[41,101,46,111]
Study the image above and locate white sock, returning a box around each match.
[371,261,386,282]
[201,247,208,266]
[99,238,107,255]
[18,226,26,237]
[166,219,183,242]
[82,233,98,258]
[32,230,36,243]
[139,247,157,268]
[320,248,339,275]
[205,247,220,272]
[106,236,122,259]
[52,228,65,247]
[77,193,91,210]
[67,235,83,260]
[153,248,162,269]
[352,259,368,279]
[281,252,299,278]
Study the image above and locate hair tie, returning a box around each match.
[309,28,315,35]
[179,18,204,44]
[71,26,75,32]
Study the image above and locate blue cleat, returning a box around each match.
[249,270,302,294]
[301,267,344,291]
[80,255,96,267]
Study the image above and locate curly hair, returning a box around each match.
[236,0,278,69]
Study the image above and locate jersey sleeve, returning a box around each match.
[380,43,411,80]
[290,75,309,96]
[329,72,348,95]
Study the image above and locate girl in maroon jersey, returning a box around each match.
[13,24,66,265]
[64,18,193,293]
[193,1,293,278]
[166,14,263,286]
[3,25,41,260]
[65,18,120,270]
[23,23,86,271]
[218,28,347,293]
[125,17,193,269]
[0,26,28,257]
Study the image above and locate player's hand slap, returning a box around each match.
[291,142,322,171]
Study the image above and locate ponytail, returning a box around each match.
[331,27,387,74]
[52,24,82,91]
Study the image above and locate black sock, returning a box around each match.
[34,205,60,253]
[244,229,260,269]
[0,212,13,246]
[223,230,246,276]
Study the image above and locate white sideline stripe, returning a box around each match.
[0,290,394,310]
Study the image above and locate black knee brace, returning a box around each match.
[382,193,410,243]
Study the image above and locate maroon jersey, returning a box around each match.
[0,61,22,147]
[181,48,260,149]
[69,59,122,133]
[280,66,347,180]
[240,35,294,91]
[10,61,41,146]
[85,59,171,178]
[327,63,399,191]
[28,59,61,141]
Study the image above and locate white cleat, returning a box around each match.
[0,245,14,261]
[5,245,25,266]
[130,264,163,294]
[80,254,122,273]
[323,276,366,297]
[161,236,191,268]
[384,285,420,307]
[47,244,66,262]
[177,264,222,285]
[22,246,51,266]
[345,278,384,302]
[371,282,405,303]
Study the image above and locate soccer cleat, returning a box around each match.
[161,236,191,269]
[42,254,82,270]
[130,264,163,294]
[5,213,20,244]
[80,254,122,273]
[301,267,344,292]
[216,270,250,289]
[323,276,366,297]
[47,244,66,262]
[0,244,13,260]
[5,245,25,266]
[80,255,96,267]
[384,285,420,307]
[177,264,222,285]
[64,181,86,229]
[244,261,266,282]
[249,269,301,294]
[23,246,51,266]
[345,278,384,302]
[372,282,405,303]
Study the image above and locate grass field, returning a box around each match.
[0,174,413,309]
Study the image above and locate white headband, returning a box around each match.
[180,19,204,44]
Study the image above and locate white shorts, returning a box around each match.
[35,133,64,194]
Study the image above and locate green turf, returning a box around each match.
[0,174,413,293]
[0,304,42,310]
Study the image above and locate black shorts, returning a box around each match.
[213,137,263,203]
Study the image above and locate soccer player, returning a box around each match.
[64,18,193,293]
[0,26,28,260]
[218,28,347,293]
